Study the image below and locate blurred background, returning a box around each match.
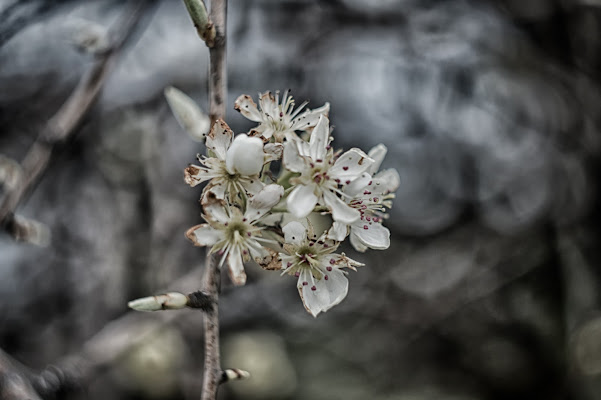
[1,0,601,399]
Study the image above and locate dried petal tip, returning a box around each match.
[128,292,188,312]
[222,368,251,383]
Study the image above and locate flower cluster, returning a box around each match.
[168,89,400,317]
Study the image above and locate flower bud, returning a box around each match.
[164,86,210,142]
[226,134,264,176]
[128,292,188,312]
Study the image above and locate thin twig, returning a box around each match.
[201,252,222,400]
[201,1,227,399]
[207,0,227,123]
[0,0,152,238]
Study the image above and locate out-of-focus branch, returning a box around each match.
[0,348,42,400]
[0,0,153,243]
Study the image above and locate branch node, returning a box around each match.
[186,290,214,312]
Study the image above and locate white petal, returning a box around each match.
[226,134,264,176]
[297,270,329,317]
[318,267,349,312]
[298,268,348,317]
[290,102,330,131]
[204,180,227,200]
[329,148,374,180]
[258,91,278,117]
[342,172,372,197]
[352,221,390,250]
[264,143,283,162]
[322,190,360,224]
[227,247,247,286]
[349,231,368,252]
[234,94,263,122]
[367,144,387,175]
[205,119,233,160]
[185,224,223,246]
[246,184,284,221]
[283,136,307,173]
[165,87,210,142]
[249,184,284,209]
[308,115,329,161]
[201,194,230,224]
[241,178,264,196]
[327,221,348,241]
[287,184,318,218]
[282,221,307,246]
[372,169,401,194]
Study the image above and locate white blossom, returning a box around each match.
[186,185,284,285]
[284,115,374,224]
[328,144,400,252]
[234,90,329,142]
[279,221,362,317]
[184,119,266,199]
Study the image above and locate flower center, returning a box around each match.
[225,222,248,243]
[310,165,330,186]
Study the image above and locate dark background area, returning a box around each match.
[1,0,601,399]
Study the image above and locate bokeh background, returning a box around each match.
[2,0,601,399]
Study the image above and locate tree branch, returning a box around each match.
[0,0,154,241]
[202,0,227,398]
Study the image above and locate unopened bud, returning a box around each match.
[128,292,188,312]
[222,368,251,383]
[225,134,264,175]
[164,86,210,142]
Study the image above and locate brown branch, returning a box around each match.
[201,252,222,400]
[207,0,227,124]
[200,0,227,398]
[183,0,227,400]
[0,0,152,239]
